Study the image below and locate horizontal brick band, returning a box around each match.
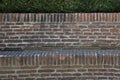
[0,13,120,23]
[0,50,120,67]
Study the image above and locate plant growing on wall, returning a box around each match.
[0,0,120,12]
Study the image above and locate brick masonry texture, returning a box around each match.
[0,50,120,80]
[0,13,120,49]
[0,13,120,80]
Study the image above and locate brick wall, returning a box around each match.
[0,13,120,50]
[0,51,120,80]
[0,13,120,80]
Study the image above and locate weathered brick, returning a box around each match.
[45,78,57,80]
[94,32,102,35]
[56,69,76,72]
[17,70,36,74]
[5,40,22,43]
[104,73,114,76]
[40,73,50,77]
[88,69,98,72]
[83,73,93,76]
[38,69,55,73]
[42,39,60,42]
[103,32,111,35]
[77,69,87,72]
[69,36,78,38]
[19,74,30,77]
[62,39,79,42]
[98,77,108,79]
[7,44,17,47]
[94,73,103,76]
[79,36,88,38]
[25,78,35,80]
[40,36,49,38]
[0,71,15,74]
[81,40,94,42]
[36,78,46,80]
[84,32,92,35]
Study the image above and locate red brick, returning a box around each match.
[62,73,73,76]
[98,36,107,38]
[114,73,120,76]
[51,73,61,76]
[7,44,17,47]
[56,69,76,72]
[5,40,22,43]
[101,29,109,32]
[0,71,15,74]
[61,65,83,69]
[81,40,94,42]
[6,22,15,25]
[19,74,29,77]
[30,74,40,77]
[108,36,117,39]
[83,73,93,75]
[25,78,35,80]
[84,32,92,35]
[17,70,36,74]
[79,36,87,38]
[6,32,16,36]
[108,69,119,72]
[94,32,102,35]
[36,78,46,80]
[77,69,87,72]
[0,75,8,78]
[0,44,6,47]
[38,69,55,73]
[1,26,10,28]
[40,36,49,38]
[73,73,81,76]
[40,74,50,77]
[88,69,98,72]
[103,32,111,35]
[21,66,38,69]
[89,26,96,28]
[94,73,103,76]
[60,36,68,38]
[3,29,12,32]
[41,66,61,69]
[98,69,107,72]
[110,29,119,32]
[104,73,114,76]
[36,32,44,34]
[54,32,64,35]
[53,29,62,31]
[98,77,107,79]
[46,78,56,80]
[42,39,60,42]
[62,39,79,42]
[50,36,58,38]
[69,36,78,38]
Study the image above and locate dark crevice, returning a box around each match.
[0,47,23,51]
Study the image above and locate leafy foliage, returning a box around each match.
[0,0,120,13]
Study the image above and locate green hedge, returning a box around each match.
[0,0,120,13]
